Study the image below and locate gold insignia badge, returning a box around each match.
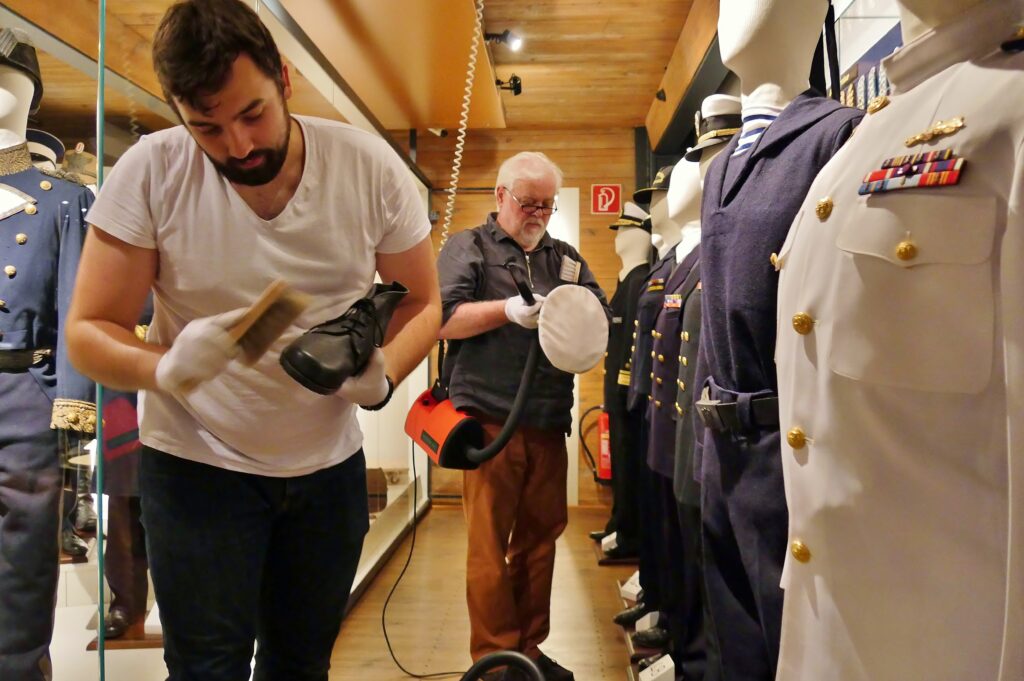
[905,116,965,147]
[866,95,890,114]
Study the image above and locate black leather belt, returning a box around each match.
[0,348,52,371]
[696,392,779,432]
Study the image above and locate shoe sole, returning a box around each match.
[279,354,342,396]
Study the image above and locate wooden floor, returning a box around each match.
[329,506,635,680]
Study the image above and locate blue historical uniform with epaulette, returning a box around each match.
[694,91,862,681]
[0,142,95,680]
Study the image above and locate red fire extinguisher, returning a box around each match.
[597,411,612,482]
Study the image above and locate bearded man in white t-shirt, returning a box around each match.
[65,1,440,678]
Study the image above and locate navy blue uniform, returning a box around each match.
[624,246,676,610]
[647,248,709,681]
[0,145,95,681]
[695,93,861,681]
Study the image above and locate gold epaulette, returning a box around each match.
[51,399,97,433]
[135,324,149,342]
[39,166,90,187]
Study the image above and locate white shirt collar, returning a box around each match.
[884,0,1024,94]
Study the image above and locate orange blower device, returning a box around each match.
[405,262,541,470]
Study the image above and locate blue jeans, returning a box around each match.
[140,447,369,681]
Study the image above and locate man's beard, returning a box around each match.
[522,218,546,239]
[209,116,291,186]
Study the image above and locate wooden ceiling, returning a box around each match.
[8,0,700,153]
[482,0,695,129]
[279,0,506,131]
[5,0,345,148]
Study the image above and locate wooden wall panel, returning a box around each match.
[416,128,634,506]
[645,0,720,149]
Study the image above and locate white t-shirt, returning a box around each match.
[87,116,431,476]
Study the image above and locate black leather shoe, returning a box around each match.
[588,529,610,542]
[61,526,89,557]
[536,654,574,681]
[281,282,407,395]
[103,607,131,639]
[631,626,670,650]
[638,654,664,671]
[612,601,649,627]
[72,496,97,534]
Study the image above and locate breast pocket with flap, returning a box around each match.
[828,194,997,394]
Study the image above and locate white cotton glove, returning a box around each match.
[504,293,546,329]
[155,308,247,393]
[336,348,391,407]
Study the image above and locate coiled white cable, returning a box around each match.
[440,0,484,249]
[124,57,143,144]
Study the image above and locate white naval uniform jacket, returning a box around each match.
[774,2,1024,680]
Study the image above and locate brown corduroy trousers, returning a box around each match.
[463,418,569,661]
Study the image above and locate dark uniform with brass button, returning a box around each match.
[622,239,677,615]
[0,142,95,680]
[694,92,862,681]
[601,210,652,551]
[646,247,707,679]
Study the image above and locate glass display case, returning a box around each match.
[0,1,431,678]
[833,0,902,109]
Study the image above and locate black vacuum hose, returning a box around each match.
[460,651,544,681]
[465,335,541,464]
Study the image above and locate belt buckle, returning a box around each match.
[696,389,725,431]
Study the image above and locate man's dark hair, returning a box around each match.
[152,0,284,113]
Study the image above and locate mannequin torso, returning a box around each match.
[773,2,1024,680]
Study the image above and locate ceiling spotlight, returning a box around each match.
[485,29,523,52]
[495,74,523,96]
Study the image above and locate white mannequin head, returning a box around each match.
[615,225,651,279]
[897,0,988,42]
[650,191,681,258]
[718,0,826,108]
[0,64,33,149]
[666,159,701,262]
[667,159,701,225]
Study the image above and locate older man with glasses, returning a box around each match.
[437,152,608,681]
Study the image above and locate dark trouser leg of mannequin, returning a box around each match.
[608,408,640,551]
[105,495,148,634]
[635,426,662,614]
[700,430,787,681]
[140,447,369,681]
[666,490,709,681]
[0,371,61,681]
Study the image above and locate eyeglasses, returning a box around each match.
[502,186,558,216]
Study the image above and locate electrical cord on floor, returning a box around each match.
[380,430,465,680]
[385,0,488,674]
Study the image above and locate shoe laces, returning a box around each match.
[314,298,385,344]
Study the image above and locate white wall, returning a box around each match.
[544,187,581,506]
